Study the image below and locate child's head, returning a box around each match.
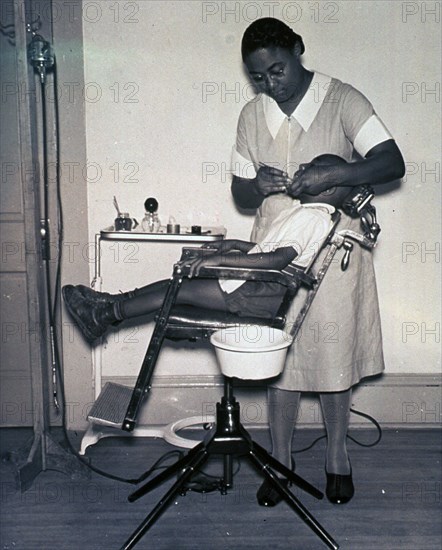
[298,154,354,208]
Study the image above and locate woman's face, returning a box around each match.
[244,45,305,105]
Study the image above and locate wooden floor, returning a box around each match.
[0,427,440,550]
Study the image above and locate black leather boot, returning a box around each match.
[62,285,120,343]
[76,284,138,305]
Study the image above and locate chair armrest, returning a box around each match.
[174,262,314,290]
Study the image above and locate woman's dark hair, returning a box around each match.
[241,18,305,61]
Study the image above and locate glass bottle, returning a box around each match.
[142,211,161,232]
[142,197,161,232]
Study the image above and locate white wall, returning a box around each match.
[82,0,441,376]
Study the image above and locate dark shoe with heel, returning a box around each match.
[325,467,354,504]
[257,478,290,507]
[257,460,295,507]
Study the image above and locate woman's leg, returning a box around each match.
[319,389,352,474]
[256,387,301,507]
[267,387,301,468]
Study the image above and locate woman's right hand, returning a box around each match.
[256,164,292,197]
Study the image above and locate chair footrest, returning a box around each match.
[87,382,133,429]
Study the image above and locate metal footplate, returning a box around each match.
[87,382,134,429]
[82,380,213,454]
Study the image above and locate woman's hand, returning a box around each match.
[287,162,339,197]
[256,164,292,197]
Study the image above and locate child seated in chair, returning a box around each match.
[63,199,334,344]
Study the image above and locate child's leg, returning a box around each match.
[119,279,229,318]
[63,279,229,343]
[319,389,352,474]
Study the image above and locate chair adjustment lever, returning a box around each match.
[341,240,353,271]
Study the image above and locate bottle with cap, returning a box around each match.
[142,197,161,232]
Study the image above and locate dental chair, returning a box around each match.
[85,187,380,550]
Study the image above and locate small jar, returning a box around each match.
[115,213,136,231]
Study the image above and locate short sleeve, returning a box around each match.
[230,105,258,179]
[341,86,393,157]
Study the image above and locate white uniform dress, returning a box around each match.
[231,72,393,392]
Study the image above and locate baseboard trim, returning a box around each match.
[100,373,441,429]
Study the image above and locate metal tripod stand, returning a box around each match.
[119,377,339,550]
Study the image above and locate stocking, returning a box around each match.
[319,389,352,475]
[267,387,301,469]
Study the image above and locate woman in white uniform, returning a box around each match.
[232,18,405,505]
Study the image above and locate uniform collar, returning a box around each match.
[263,72,332,138]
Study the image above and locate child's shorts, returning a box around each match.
[222,281,286,319]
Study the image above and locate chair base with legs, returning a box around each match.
[121,376,338,550]
[84,190,381,550]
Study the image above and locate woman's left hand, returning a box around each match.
[287,163,338,197]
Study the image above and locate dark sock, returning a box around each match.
[94,302,122,325]
[117,280,169,319]
[114,287,143,301]
[112,301,125,321]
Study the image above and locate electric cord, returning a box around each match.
[347,407,383,447]
[51,62,64,335]
[292,407,382,456]
[178,458,242,494]
[40,67,63,412]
